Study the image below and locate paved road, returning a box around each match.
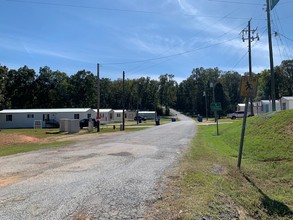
[0,111,196,219]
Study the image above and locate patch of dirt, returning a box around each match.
[0,133,44,146]
[211,164,228,175]
[0,175,21,187]
[0,132,117,147]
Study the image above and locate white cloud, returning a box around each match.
[177,0,198,15]
[128,34,185,56]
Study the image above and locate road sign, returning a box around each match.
[210,102,222,112]
[240,76,258,97]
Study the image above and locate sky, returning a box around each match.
[0,0,292,82]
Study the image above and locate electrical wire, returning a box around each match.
[5,0,160,14]
[207,0,263,6]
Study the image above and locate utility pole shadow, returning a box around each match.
[242,173,293,218]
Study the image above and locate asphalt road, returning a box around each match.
[0,111,196,219]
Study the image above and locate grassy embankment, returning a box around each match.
[150,110,293,220]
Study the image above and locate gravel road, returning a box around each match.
[0,111,196,219]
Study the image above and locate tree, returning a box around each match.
[5,66,36,108]
[159,74,177,115]
[0,65,9,109]
[34,66,70,108]
[279,60,293,96]
[100,78,113,108]
[219,71,242,112]
[69,70,97,108]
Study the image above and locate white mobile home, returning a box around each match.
[93,109,114,123]
[0,108,95,129]
[260,100,281,113]
[237,102,262,115]
[280,96,293,110]
[111,110,137,122]
[125,110,136,121]
[113,110,124,122]
[138,111,157,119]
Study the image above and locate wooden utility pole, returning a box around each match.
[122,71,125,131]
[266,0,276,111]
[96,63,100,132]
[241,19,259,115]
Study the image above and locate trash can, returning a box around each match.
[120,124,123,131]
[197,115,203,122]
[155,119,160,126]
[138,116,142,123]
[171,118,176,122]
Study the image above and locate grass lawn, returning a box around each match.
[148,110,293,220]
[0,118,171,157]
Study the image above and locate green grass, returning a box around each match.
[0,141,71,156]
[0,128,62,138]
[153,110,293,220]
[0,119,165,156]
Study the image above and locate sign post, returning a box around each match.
[237,76,258,169]
[210,102,222,136]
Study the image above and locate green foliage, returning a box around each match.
[0,60,292,113]
[0,141,71,157]
[0,65,9,109]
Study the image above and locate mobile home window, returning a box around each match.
[117,113,121,117]
[27,114,34,118]
[43,114,49,121]
[87,114,91,118]
[6,115,12,121]
[74,114,79,119]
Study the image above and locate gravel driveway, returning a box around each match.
[0,111,196,219]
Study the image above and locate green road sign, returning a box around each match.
[210,102,222,112]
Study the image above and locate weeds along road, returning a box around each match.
[0,111,196,219]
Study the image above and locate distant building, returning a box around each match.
[93,109,114,123]
[260,100,281,113]
[0,108,95,129]
[280,96,293,110]
[236,102,262,115]
[138,111,157,119]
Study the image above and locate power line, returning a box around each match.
[5,0,160,14]
[5,0,267,20]
[207,0,263,6]
[101,37,239,66]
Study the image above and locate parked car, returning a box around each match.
[227,111,252,119]
[79,118,97,128]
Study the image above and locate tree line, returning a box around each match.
[0,59,292,117]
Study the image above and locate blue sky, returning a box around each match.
[0,0,292,82]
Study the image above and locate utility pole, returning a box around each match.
[122,71,125,131]
[204,89,208,121]
[266,0,276,111]
[96,63,100,132]
[241,19,259,115]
